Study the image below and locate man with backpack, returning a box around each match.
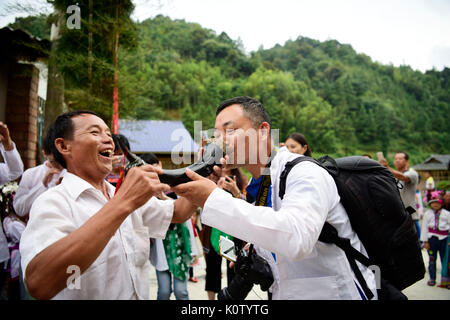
[173,96,378,299]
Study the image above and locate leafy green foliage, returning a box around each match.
[9,13,449,161]
[8,14,51,40]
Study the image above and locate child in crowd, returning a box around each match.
[420,190,449,288]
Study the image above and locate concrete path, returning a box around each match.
[149,248,450,300]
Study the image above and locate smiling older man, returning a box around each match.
[19,110,197,300]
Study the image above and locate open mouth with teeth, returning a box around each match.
[99,150,113,158]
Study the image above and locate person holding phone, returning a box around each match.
[378,152,420,240]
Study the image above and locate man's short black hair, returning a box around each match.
[216,96,271,128]
[397,151,409,161]
[42,126,54,155]
[48,110,100,169]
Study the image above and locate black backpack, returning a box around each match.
[279,155,425,300]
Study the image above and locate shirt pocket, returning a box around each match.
[279,275,341,300]
[123,226,150,267]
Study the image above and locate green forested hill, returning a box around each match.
[8,14,450,163]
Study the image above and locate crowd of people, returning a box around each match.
[0,96,448,300]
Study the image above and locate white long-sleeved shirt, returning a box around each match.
[420,208,450,241]
[0,141,24,185]
[20,172,174,300]
[3,216,26,278]
[201,147,377,300]
[13,162,66,217]
[0,141,24,264]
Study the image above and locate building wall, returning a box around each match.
[416,169,450,192]
[5,63,39,169]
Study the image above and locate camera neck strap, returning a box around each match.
[255,174,271,207]
[253,148,276,207]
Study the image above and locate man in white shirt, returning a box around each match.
[13,128,66,218]
[0,121,24,296]
[173,96,377,300]
[20,110,197,300]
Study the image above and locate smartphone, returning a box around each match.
[225,175,234,182]
[219,235,237,262]
[376,151,385,161]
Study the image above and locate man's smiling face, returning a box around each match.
[65,114,115,182]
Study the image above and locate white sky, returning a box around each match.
[1,0,449,72]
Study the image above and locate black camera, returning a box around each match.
[218,244,274,300]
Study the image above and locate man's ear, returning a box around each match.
[54,137,71,158]
[259,122,271,140]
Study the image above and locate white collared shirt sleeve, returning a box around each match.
[138,197,173,239]
[20,191,78,279]
[420,210,431,242]
[2,216,26,243]
[0,142,24,184]
[13,165,48,217]
[202,162,334,261]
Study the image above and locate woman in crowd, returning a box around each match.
[285,132,311,156]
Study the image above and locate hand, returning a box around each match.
[379,158,388,168]
[42,168,62,187]
[172,168,218,208]
[0,121,13,150]
[114,165,170,212]
[208,155,232,182]
[218,175,240,198]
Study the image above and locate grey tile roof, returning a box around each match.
[119,119,199,153]
[412,154,450,171]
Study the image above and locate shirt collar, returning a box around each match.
[61,172,115,200]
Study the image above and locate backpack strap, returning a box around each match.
[319,222,375,300]
[279,156,375,299]
[279,156,322,200]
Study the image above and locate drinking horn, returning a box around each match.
[115,137,224,187]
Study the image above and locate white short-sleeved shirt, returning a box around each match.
[20,172,173,300]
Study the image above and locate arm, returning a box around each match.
[172,196,198,223]
[378,159,410,182]
[388,168,411,182]
[420,211,430,243]
[0,122,23,183]
[0,142,24,184]
[23,166,170,300]
[174,164,332,260]
[13,170,47,217]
